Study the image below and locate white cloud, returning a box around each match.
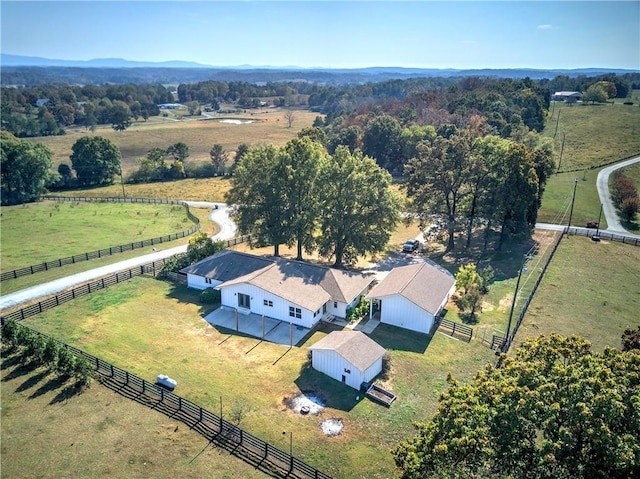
[537,24,553,30]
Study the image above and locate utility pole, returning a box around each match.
[568,178,578,228]
[557,132,565,174]
[503,257,525,353]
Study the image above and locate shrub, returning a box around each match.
[184,161,217,178]
[200,287,221,304]
[346,296,369,321]
[158,252,190,277]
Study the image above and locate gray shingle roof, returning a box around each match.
[366,262,455,315]
[180,250,274,281]
[309,330,386,371]
[220,258,374,312]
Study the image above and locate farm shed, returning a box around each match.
[180,250,272,290]
[552,91,582,102]
[366,261,455,334]
[308,331,386,390]
[217,257,374,328]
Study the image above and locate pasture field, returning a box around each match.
[0,204,217,296]
[0,351,270,479]
[31,109,319,174]
[538,102,640,225]
[515,235,640,352]
[54,177,233,203]
[22,277,497,479]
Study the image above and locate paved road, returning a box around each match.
[0,202,235,311]
[596,155,640,234]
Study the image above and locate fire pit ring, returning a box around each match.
[300,405,310,415]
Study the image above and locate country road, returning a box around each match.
[596,155,640,234]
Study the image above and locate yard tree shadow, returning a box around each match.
[165,282,219,317]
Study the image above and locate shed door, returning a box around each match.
[238,293,250,309]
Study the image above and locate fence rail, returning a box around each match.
[1,196,203,282]
[436,318,473,342]
[2,325,332,479]
[564,226,640,246]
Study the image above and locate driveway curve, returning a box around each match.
[596,155,640,234]
[0,202,236,311]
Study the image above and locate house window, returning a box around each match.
[334,302,337,308]
[263,299,273,307]
[205,278,212,284]
[238,293,250,309]
[289,306,302,319]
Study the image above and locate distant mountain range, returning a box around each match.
[2,54,637,87]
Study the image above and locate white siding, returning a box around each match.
[311,350,368,390]
[379,294,435,334]
[186,274,222,290]
[220,282,320,328]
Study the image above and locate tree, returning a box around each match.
[225,144,292,256]
[405,132,472,251]
[620,196,639,222]
[582,84,608,104]
[210,144,229,176]
[453,263,485,320]
[57,162,73,187]
[621,326,640,351]
[279,138,326,260]
[393,334,640,479]
[316,147,401,268]
[109,101,132,131]
[1,131,56,205]
[229,142,250,176]
[166,142,189,163]
[284,110,295,128]
[187,231,224,263]
[70,136,122,186]
[363,115,403,173]
[186,100,201,116]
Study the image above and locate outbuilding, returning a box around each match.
[366,261,455,334]
[308,331,386,390]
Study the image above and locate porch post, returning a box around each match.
[235,308,239,331]
[369,299,373,319]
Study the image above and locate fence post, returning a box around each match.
[125,371,129,384]
[110,364,114,377]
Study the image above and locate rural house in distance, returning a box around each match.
[308,330,386,390]
[366,262,455,334]
[181,251,374,329]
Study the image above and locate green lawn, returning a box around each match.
[0,201,194,272]
[516,235,640,352]
[23,277,497,479]
[0,350,270,479]
[538,101,640,226]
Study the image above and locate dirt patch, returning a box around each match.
[283,391,325,415]
[320,418,343,436]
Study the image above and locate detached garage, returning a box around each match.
[366,261,455,334]
[308,331,386,390]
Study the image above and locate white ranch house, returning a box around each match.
[366,262,455,334]
[308,331,386,390]
[552,91,582,102]
[181,251,374,329]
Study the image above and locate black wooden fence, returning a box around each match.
[3,326,333,479]
[564,226,640,246]
[436,318,473,342]
[1,196,203,282]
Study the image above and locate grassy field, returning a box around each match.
[0,204,217,296]
[0,350,271,479]
[22,277,497,479]
[538,102,640,226]
[0,201,194,271]
[53,177,233,203]
[31,109,319,174]
[515,235,640,352]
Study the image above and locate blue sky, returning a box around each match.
[2,1,639,70]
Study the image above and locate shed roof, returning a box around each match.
[366,262,455,315]
[309,330,386,371]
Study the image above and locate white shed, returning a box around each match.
[308,331,386,390]
[366,262,455,334]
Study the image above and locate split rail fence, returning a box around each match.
[1,196,204,282]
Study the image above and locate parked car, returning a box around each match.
[402,239,421,253]
[156,374,177,390]
[586,221,599,229]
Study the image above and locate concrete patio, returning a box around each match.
[203,307,311,347]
